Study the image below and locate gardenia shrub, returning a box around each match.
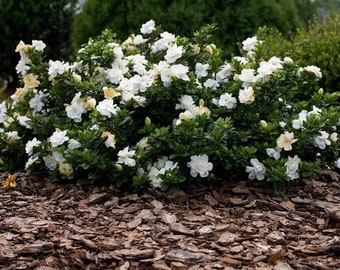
[0,21,339,191]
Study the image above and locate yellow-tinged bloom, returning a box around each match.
[72,72,82,82]
[277,131,298,151]
[14,87,30,101]
[23,73,40,89]
[204,44,216,54]
[101,131,116,148]
[3,174,17,189]
[59,163,73,177]
[85,97,97,110]
[103,87,121,99]
[15,41,31,53]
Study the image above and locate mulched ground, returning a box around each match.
[0,171,339,270]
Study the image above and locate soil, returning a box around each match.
[0,171,339,270]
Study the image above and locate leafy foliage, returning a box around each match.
[261,15,340,93]
[0,22,339,191]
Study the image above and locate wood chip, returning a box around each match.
[165,249,204,264]
[217,232,238,245]
[88,193,109,204]
[170,223,195,235]
[162,211,177,224]
[15,242,54,254]
[117,248,155,260]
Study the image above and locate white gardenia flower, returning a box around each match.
[67,139,81,151]
[18,115,32,129]
[203,78,220,90]
[187,154,213,178]
[256,58,282,81]
[66,92,86,122]
[148,167,165,188]
[298,65,322,79]
[216,63,233,83]
[233,56,249,65]
[50,130,69,147]
[48,60,69,77]
[32,40,46,51]
[242,36,258,52]
[161,64,189,86]
[29,91,45,113]
[308,105,322,116]
[292,110,307,129]
[195,63,210,79]
[148,156,179,188]
[16,57,31,75]
[106,67,124,84]
[96,99,119,117]
[133,34,148,45]
[25,137,41,156]
[218,93,237,109]
[0,103,8,123]
[314,131,331,149]
[117,146,136,167]
[43,151,66,170]
[25,156,39,170]
[335,158,340,169]
[140,19,155,34]
[164,44,183,63]
[239,68,256,84]
[238,86,255,104]
[6,131,21,142]
[151,31,177,52]
[245,158,266,180]
[175,95,195,110]
[266,147,281,160]
[285,155,300,180]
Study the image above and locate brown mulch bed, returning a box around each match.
[0,171,339,270]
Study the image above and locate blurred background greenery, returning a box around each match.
[0,0,339,92]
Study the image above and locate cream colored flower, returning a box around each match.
[15,41,31,53]
[13,87,30,101]
[103,86,121,99]
[59,163,73,177]
[101,131,116,148]
[23,73,40,89]
[277,131,298,151]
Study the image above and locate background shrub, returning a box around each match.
[262,15,340,93]
[0,0,78,89]
[71,0,316,57]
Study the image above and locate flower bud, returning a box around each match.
[72,73,82,82]
[318,88,324,95]
[199,99,205,107]
[85,97,97,110]
[145,117,151,126]
[115,163,123,171]
[259,120,267,129]
[283,57,294,65]
[330,132,338,142]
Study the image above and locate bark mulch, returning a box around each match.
[0,171,339,270]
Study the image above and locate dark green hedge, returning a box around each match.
[262,15,340,93]
[71,0,317,57]
[0,0,78,87]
